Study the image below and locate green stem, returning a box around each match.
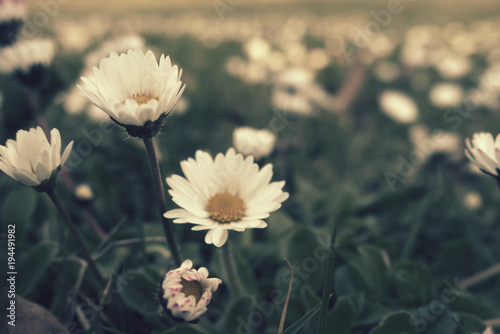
[142,137,182,266]
[222,241,244,299]
[46,189,105,286]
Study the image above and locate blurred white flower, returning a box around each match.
[0,0,26,23]
[233,127,276,160]
[272,89,313,115]
[463,191,482,210]
[78,49,185,131]
[0,127,73,187]
[373,61,400,82]
[75,184,94,201]
[435,54,471,79]
[0,39,55,88]
[165,148,288,247]
[159,259,221,322]
[465,132,500,178]
[243,36,270,61]
[306,48,330,71]
[84,34,145,68]
[429,83,464,108]
[0,39,54,73]
[379,90,419,124]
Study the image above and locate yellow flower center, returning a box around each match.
[125,93,159,105]
[180,278,202,304]
[206,192,245,224]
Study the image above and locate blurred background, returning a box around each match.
[1,0,500,333]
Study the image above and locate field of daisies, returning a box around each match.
[1,0,500,333]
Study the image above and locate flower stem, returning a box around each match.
[222,241,244,299]
[142,137,182,266]
[460,262,500,288]
[46,188,105,286]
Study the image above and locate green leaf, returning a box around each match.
[267,211,295,240]
[300,285,321,311]
[353,301,393,327]
[281,299,323,334]
[325,296,356,334]
[317,222,337,334]
[454,312,486,333]
[369,311,417,334]
[2,187,37,237]
[225,296,256,334]
[17,242,58,295]
[285,227,325,288]
[118,269,159,316]
[394,262,430,306]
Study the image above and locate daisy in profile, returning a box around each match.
[465,132,500,182]
[159,259,221,322]
[165,148,288,247]
[78,49,185,138]
[0,126,73,190]
[0,39,55,89]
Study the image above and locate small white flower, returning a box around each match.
[165,148,289,247]
[0,39,55,88]
[0,0,26,24]
[0,127,74,187]
[465,132,500,178]
[233,127,276,160]
[379,90,419,124]
[78,49,185,129]
[159,259,221,322]
[429,83,464,108]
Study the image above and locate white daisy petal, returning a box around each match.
[78,49,185,127]
[465,132,500,177]
[165,148,288,247]
[0,127,73,187]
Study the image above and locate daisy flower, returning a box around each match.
[159,259,221,322]
[78,49,185,137]
[165,148,289,247]
[0,39,55,89]
[465,132,500,179]
[232,126,276,160]
[0,0,26,46]
[0,127,73,190]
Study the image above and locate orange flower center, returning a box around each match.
[180,278,202,304]
[206,192,245,224]
[125,93,159,105]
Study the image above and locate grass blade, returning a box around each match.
[282,296,332,334]
[278,258,294,334]
[316,220,338,334]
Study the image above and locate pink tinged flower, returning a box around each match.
[159,260,221,322]
[465,132,500,178]
[0,127,73,187]
[164,148,289,247]
[77,49,185,129]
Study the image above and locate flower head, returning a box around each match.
[165,148,289,247]
[465,132,500,179]
[0,39,55,88]
[232,126,276,160]
[0,127,73,189]
[159,259,221,322]
[78,49,185,137]
[0,0,26,46]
